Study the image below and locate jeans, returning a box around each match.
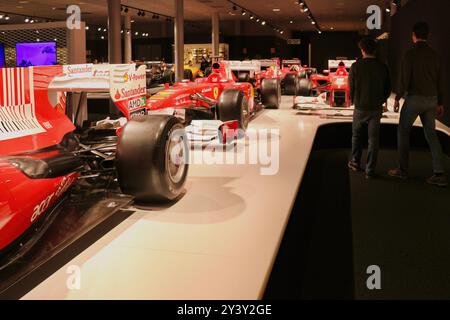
[352,109,382,174]
[398,95,445,174]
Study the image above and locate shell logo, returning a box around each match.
[124,73,129,82]
[213,87,219,99]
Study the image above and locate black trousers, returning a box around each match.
[351,109,382,174]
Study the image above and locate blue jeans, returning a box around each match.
[352,109,382,174]
[398,95,445,174]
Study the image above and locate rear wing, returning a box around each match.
[222,60,261,78]
[282,59,301,66]
[328,60,356,70]
[0,63,146,155]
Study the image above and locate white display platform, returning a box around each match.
[22,97,449,300]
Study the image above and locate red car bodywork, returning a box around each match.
[279,59,317,79]
[0,66,78,251]
[0,64,147,252]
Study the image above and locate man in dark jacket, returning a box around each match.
[388,22,447,187]
[348,37,391,179]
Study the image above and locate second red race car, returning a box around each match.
[147,61,281,124]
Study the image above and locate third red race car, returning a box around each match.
[296,59,356,108]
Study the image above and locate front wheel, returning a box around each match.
[218,89,249,130]
[298,78,313,96]
[261,78,281,109]
[283,73,299,96]
[116,115,189,203]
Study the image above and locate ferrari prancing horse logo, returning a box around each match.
[213,87,219,100]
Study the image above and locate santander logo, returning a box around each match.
[67,65,92,75]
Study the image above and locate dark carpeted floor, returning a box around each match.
[264,147,450,300]
[351,149,450,300]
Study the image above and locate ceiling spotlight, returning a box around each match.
[256,18,260,22]
[318,30,322,34]
[280,31,284,34]
[5,15,10,20]
[0,14,4,19]
[299,1,305,6]
[311,21,316,25]
[30,19,35,23]
[101,36,105,40]
[290,20,293,24]
[25,17,30,23]
[121,30,124,33]
[250,15,254,19]
[85,26,89,30]
[242,10,246,16]
[103,28,107,32]
[261,21,266,25]
[135,31,139,35]
[36,38,40,42]
[98,27,101,31]
[386,7,391,13]
[303,8,309,12]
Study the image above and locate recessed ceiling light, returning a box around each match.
[273,8,280,12]
[290,20,293,24]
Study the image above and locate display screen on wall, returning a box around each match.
[0,43,5,68]
[16,42,57,67]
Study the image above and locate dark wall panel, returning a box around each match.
[390,0,450,126]
[292,31,362,72]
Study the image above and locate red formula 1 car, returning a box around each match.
[295,59,356,108]
[0,63,189,258]
[223,60,281,109]
[146,61,281,127]
[279,59,318,95]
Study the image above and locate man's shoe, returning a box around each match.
[427,174,448,187]
[388,168,408,180]
[348,160,362,172]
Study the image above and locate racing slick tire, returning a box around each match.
[298,78,313,96]
[283,73,300,96]
[261,78,281,109]
[237,72,251,83]
[162,70,175,85]
[218,89,249,130]
[116,115,189,203]
[183,69,194,81]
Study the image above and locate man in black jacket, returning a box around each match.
[388,22,447,187]
[348,37,391,179]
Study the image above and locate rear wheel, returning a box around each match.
[162,70,175,84]
[218,89,249,130]
[261,78,281,109]
[283,73,299,96]
[116,115,189,203]
[298,78,313,96]
[183,69,193,81]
